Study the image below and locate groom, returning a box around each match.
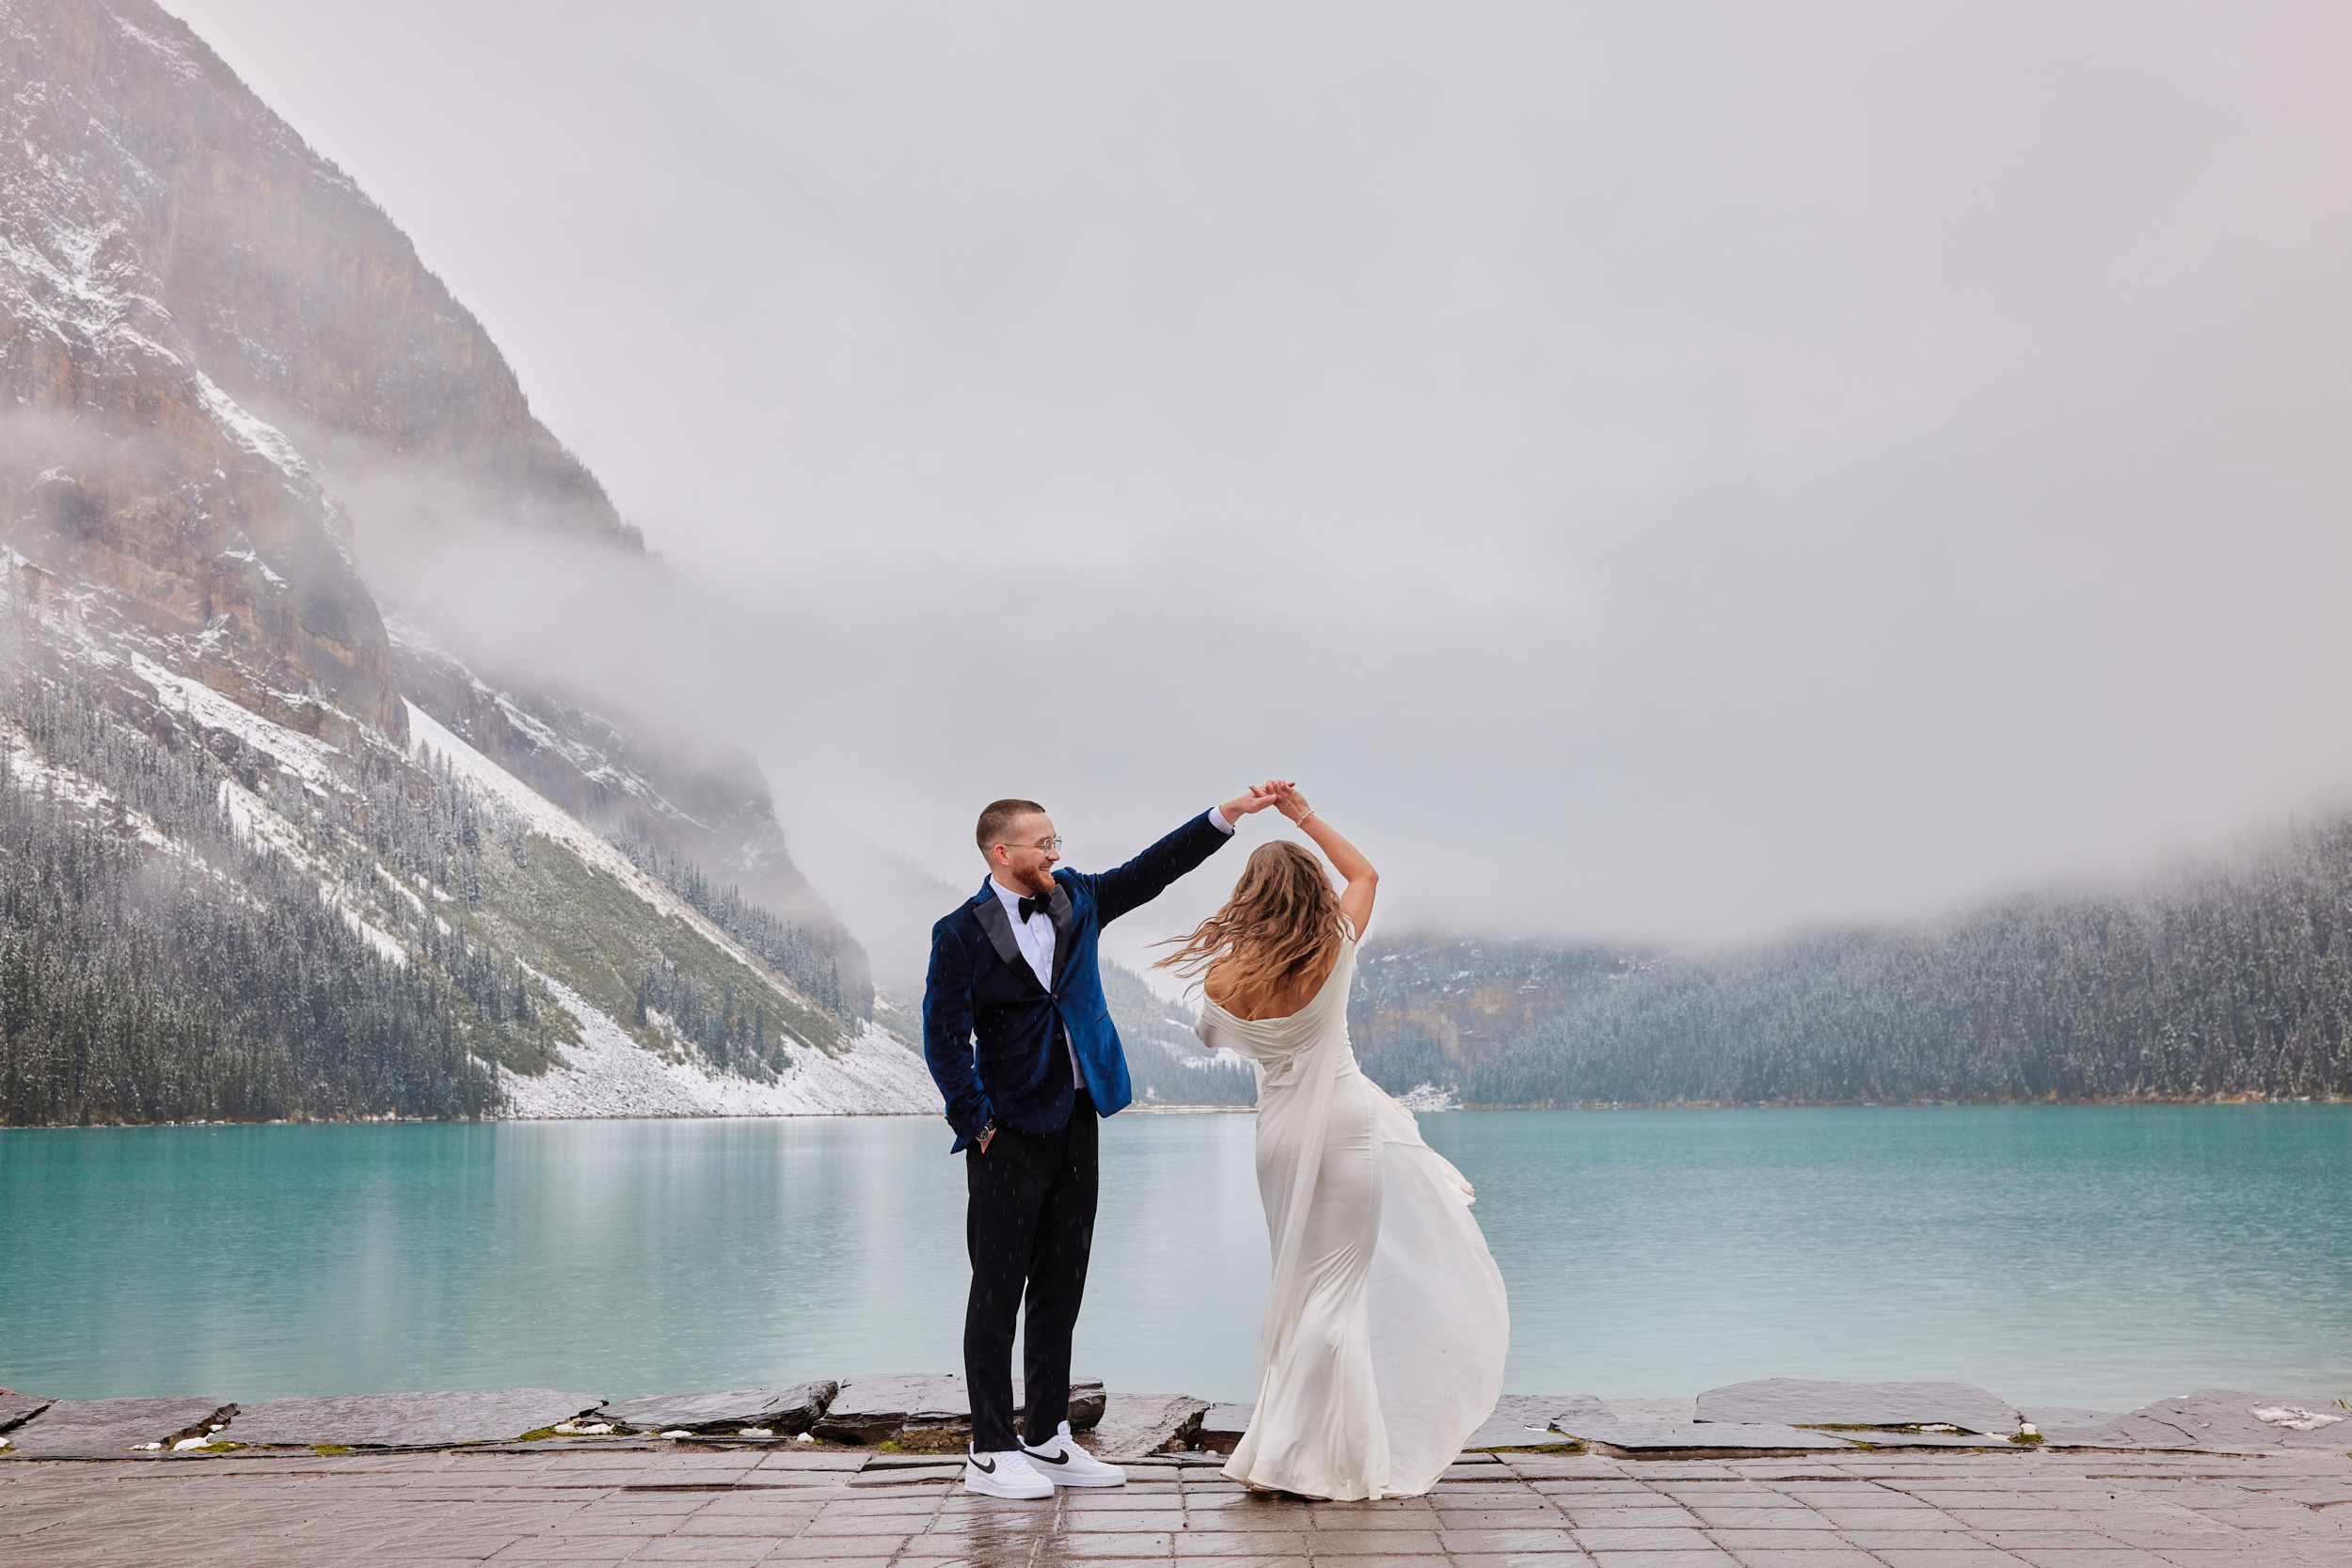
[925,787,1277,1497]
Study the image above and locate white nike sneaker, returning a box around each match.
[963,1445,1055,1499]
[1021,1420,1127,1487]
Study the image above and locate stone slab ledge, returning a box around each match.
[1,1375,2340,1462]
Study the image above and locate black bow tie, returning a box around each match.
[1018,893,1052,923]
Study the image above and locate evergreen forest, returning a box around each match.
[1469,819,2352,1105]
[0,673,524,1124]
[634,957,793,1081]
[0,657,862,1126]
[616,833,866,1022]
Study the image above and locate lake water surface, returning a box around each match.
[4,1106,2347,1410]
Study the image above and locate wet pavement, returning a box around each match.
[4,1446,2351,1566]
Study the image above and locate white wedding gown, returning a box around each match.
[1197,916,1509,1499]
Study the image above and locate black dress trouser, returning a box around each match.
[964,1086,1099,1453]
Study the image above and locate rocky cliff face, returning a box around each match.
[5,0,635,550]
[1,0,398,739]
[0,0,867,1008]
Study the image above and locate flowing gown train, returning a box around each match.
[1198,917,1509,1499]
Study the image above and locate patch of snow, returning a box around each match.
[498,974,942,1119]
[372,860,429,918]
[1177,1044,1251,1070]
[2251,1406,2344,1433]
[328,886,407,966]
[193,370,311,483]
[111,14,205,83]
[134,653,347,794]
[212,531,287,587]
[1393,1082,1462,1113]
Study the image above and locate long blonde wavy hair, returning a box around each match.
[1154,841,1346,1006]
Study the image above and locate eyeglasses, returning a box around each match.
[1024,836,1064,854]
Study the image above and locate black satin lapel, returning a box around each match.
[973,895,1027,974]
[1047,880,1078,980]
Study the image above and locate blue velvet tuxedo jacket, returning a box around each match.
[923,811,1232,1151]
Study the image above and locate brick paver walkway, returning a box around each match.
[5,1447,2350,1567]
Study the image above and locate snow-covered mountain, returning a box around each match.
[0,0,931,1120]
[0,535,939,1119]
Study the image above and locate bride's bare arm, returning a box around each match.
[1275,784,1376,934]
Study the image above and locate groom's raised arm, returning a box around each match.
[1090,810,1235,927]
[922,920,992,1146]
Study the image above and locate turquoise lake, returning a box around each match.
[4,1106,2347,1410]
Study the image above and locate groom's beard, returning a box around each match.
[1011,864,1057,898]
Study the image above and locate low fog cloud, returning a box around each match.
[181,0,2352,980]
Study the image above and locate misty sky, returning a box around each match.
[170,1,2352,978]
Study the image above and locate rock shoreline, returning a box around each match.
[0,1376,2342,1464]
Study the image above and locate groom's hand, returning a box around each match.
[1219,782,1289,822]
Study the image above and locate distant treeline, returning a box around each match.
[0,674,523,1125]
[614,833,864,1022]
[1471,821,2352,1106]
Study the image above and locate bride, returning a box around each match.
[1158,784,1508,1500]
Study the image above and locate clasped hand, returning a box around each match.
[1219,780,1296,824]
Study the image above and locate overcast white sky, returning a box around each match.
[171,0,2352,976]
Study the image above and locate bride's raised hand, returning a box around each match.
[1279,785,1373,926]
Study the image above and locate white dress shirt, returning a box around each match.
[990,806,1235,1092]
[991,877,1059,991]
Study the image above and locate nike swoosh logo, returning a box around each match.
[971,1455,995,1474]
[1029,1448,1070,1465]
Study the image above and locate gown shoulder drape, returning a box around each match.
[1197,917,1509,1499]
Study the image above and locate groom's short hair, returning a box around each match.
[977,799,1047,854]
